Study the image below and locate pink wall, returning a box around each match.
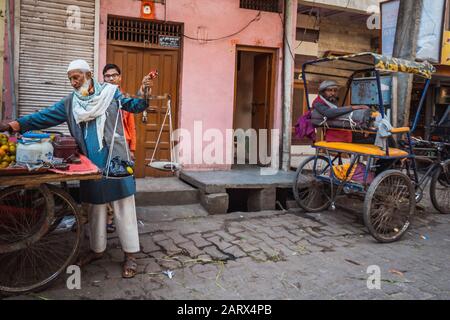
[99,0,292,170]
[2,0,15,120]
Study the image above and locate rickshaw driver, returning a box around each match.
[312,80,396,174]
[312,80,370,143]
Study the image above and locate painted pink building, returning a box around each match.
[99,0,295,174]
[2,0,16,120]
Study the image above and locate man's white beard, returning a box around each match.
[77,79,92,96]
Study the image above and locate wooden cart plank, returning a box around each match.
[0,172,102,187]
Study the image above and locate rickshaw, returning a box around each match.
[292,52,449,243]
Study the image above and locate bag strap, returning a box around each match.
[105,100,131,177]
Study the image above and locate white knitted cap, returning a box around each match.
[67,59,91,73]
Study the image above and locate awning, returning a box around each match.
[302,52,437,85]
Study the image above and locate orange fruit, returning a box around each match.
[1,145,9,152]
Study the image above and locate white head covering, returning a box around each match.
[67,59,91,73]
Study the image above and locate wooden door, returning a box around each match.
[252,53,272,164]
[107,44,179,178]
[252,54,271,131]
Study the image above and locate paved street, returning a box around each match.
[9,193,450,301]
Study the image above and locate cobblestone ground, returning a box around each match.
[9,195,450,300]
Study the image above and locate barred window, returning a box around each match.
[240,0,282,13]
[107,16,182,45]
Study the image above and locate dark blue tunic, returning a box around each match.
[17,89,148,204]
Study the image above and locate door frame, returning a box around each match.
[106,16,184,177]
[233,45,278,160]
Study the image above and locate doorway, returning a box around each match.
[233,47,277,166]
[106,17,182,178]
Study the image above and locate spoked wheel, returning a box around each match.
[430,160,450,214]
[0,184,83,295]
[293,155,333,212]
[363,170,415,243]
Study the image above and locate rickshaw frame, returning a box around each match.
[301,52,434,191]
[292,52,446,242]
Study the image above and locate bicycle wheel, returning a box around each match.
[363,170,415,243]
[0,184,83,294]
[430,160,450,214]
[293,155,333,212]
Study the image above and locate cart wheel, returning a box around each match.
[293,155,333,213]
[363,170,415,243]
[0,184,83,295]
[430,160,450,214]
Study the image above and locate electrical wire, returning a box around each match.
[182,11,262,42]
[295,6,319,50]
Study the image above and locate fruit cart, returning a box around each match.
[0,164,101,295]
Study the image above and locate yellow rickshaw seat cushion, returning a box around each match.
[314,141,408,157]
[390,127,410,134]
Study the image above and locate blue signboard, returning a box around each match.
[351,76,392,106]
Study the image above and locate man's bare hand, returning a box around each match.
[139,75,154,96]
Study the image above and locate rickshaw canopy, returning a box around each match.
[302,52,436,86]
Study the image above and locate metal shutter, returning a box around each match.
[18,0,95,135]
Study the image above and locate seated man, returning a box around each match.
[312,80,370,143]
[313,81,396,175]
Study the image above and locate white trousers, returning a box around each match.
[88,195,140,253]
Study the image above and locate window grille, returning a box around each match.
[107,16,182,44]
[240,0,282,13]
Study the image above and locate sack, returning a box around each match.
[332,163,374,184]
[311,109,373,131]
[103,100,134,178]
[294,110,316,141]
[105,156,134,177]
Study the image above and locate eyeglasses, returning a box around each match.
[104,73,120,80]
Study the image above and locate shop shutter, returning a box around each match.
[18,0,95,135]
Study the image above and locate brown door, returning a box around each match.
[252,53,272,164]
[252,54,271,131]
[107,44,179,178]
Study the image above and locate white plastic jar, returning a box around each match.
[16,133,54,164]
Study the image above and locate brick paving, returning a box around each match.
[7,196,450,300]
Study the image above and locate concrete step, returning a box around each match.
[135,177,200,207]
[136,204,208,223]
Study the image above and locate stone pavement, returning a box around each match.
[9,197,450,300]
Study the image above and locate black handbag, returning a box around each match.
[104,100,134,178]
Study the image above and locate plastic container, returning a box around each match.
[52,136,79,160]
[16,133,54,164]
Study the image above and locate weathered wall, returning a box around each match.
[100,0,295,170]
[318,17,378,56]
